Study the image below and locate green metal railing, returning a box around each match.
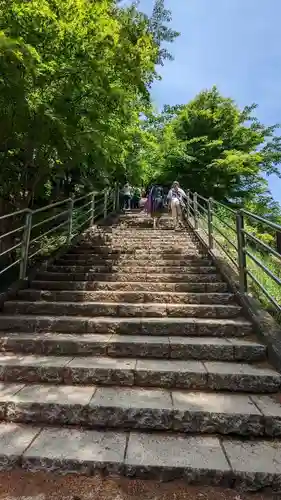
[187,190,281,315]
[0,186,119,282]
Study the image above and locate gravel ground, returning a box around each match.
[0,470,277,500]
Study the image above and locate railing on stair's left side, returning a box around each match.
[0,186,118,283]
[186,190,281,318]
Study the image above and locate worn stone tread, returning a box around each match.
[30,281,229,292]
[48,263,217,271]
[0,422,279,490]
[0,314,253,336]
[0,332,266,361]
[0,382,280,436]
[57,257,213,266]
[4,301,242,319]
[68,251,208,258]
[69,246,205,252]
[35,271,222,283]
[47,266,218,276]
[0,354,278,391]
[17,289,236,304]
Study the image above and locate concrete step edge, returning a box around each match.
[0,383,279,437]
[4,302,242,319]
[0,333,266,361]
[17,290,236,304]
[0,314,253,336]
[29,281,229,292]
[0,355,278,392]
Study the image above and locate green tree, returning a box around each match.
[0,0,177,213]
[146,87,281,206]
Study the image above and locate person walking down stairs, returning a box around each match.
[147,185,165,229]
[167,181,187,229]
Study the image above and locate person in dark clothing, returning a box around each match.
[131,187,141,209]
[147,185,165,229]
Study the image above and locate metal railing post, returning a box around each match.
[116,185,120,211]
[90,193,95,226]
[104,190,108,219]
[113,184,117,212]
[67,198,74,245]
[186,190,190,219]
[236,210,247,293]
[194,192,199,230]
[207,197,214,249]
[19,211,32,280]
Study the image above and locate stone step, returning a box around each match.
[48,260,216,274]
[68,251,207,260]
[1,383,280,437]
[0,354,278,391]
[110,234,194,239]
[106,247,201,252]
[17,289,236,305]
[1,422,281,489]
[0,315,253,336]
[0,333,266,361]
[70,246,205,254]
[57,257,213,266]
[30,280,229,292]
[77,239,197,245]
[111,229,195,233]
[112,233,197,237]
[67,250,208,259]
[82,232,194,238]
[48,264,217,274]
[35,272,222,283]
[110,239,196,245]
[4,301,242,319]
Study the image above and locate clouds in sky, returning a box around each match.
[138,0,281,201]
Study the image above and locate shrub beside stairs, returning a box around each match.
[0,211,280,491]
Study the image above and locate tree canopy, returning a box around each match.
[141,87,281,219]
[0,0,178,212]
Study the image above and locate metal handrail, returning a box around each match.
[213,211,236,232]
[243,230,281,262]
[187,190,281,315]
[0,186,118,281]
[212,199,236,214]
[245,250,281,287]
[0,208,30,221]
[0,225,25,241]
[31,210,69,230]
[242,209,281,232]
[212,221,238,251]
[32,199,71,214]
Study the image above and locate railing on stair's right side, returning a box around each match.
[186,191,281,317]
[0,186,119,286]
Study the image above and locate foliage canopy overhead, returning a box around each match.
[0,0,178,210]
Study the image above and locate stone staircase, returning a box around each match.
[0,212,280,491]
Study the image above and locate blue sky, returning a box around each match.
[138,0,281,203]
